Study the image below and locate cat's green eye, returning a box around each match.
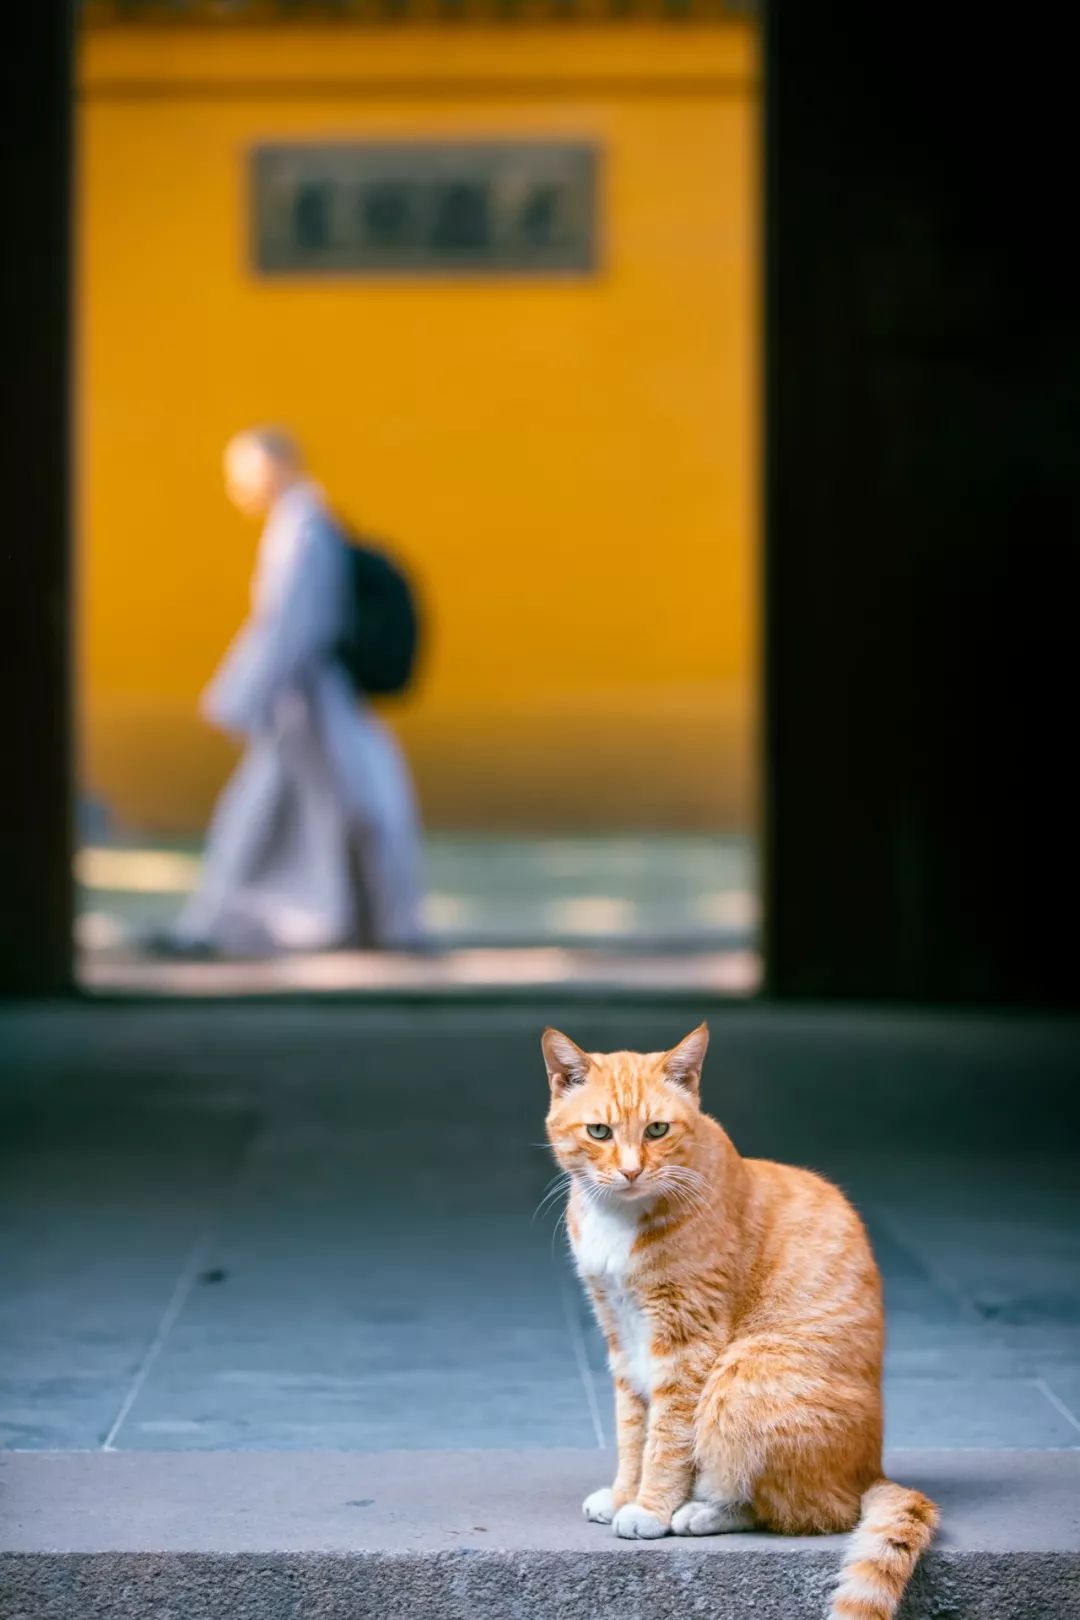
[586,1123,613,1140]
[645,1121,670,1139]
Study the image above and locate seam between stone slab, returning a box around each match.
[99,1219,220,1452]
[98,1124,262,1452]
[1034,1379,1080,1439]
[558,1274,605,1448]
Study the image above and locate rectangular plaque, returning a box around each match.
[252,142,598,276]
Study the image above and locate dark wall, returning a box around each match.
[0,4,74,995]
[763,4,1079,1003]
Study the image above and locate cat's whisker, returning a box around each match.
[579,1177,612,1213]
[660,1171,710,1222]
[664,1185,693,1217]
[535,1183,569,1215]
[533,1177,570,1206]
[669,1178,706,1203]
[532,1192,564,1223]
[532,1174,566,1207]
[531,1171,572,1224]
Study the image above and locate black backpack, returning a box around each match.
[333,523,421,697]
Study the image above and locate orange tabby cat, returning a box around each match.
[543,1022,937,1620]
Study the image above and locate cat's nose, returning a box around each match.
[621,1166,642,1182]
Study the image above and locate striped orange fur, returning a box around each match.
[543,1023,938,1618]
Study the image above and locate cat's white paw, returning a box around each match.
[671,1499,755,1536]
[612,1502,670,1539]
[582,1487,616,1524]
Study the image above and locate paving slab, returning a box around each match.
[0,1103,252,1449]
[1,1450,1078,1619]
[883,1376,1080,1448]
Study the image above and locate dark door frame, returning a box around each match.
[760,2,1077,1005]
[0,1,74,996]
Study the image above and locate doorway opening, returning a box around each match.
[75,3,761,997]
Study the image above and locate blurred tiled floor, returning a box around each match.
[77,834,757,950]
[76,834,761,996]
[2,1004,1078,1453]
[78,835,761,997]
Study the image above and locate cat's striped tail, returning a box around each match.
[830,1479,939,1620]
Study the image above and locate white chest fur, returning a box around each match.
[573,1201,653,1399]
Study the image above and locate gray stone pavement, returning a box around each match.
[2,1003,1078,1455]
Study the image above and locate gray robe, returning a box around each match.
[176,483,424,954]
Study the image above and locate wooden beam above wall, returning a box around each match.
[83,0,756,25]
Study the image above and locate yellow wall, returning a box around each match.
[78,25,759,832]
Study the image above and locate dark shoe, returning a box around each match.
[140,930,220,961]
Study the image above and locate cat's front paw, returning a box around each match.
[672,1498,756,1536]
[582,1487,616,1524]
[612,1502,670,1540]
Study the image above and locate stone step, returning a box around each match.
[2,1449,1078,1618]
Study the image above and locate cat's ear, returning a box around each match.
[542,1028,593,1094]
[662,1023,710,1095]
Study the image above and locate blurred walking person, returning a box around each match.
[161,428,425,956]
